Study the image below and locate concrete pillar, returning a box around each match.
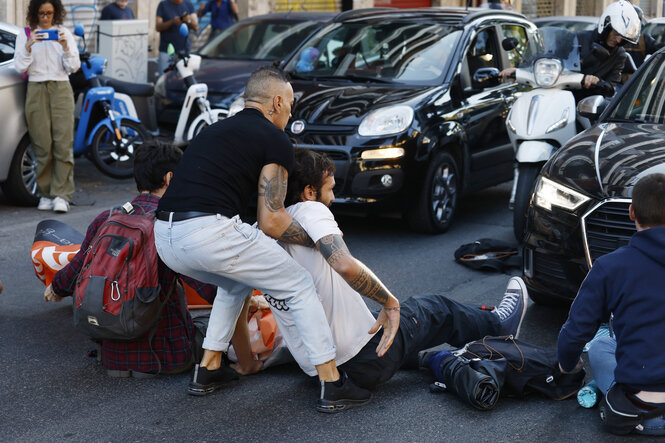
[136,0,161,57]
[239,0,276,18]
[596,0,612,16]
[553,0,576,15]
[5,0,30,26]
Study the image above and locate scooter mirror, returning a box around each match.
[74,23,85,37]
[167,43,176,57]
[502,37,518,51]
[179,23,189,38]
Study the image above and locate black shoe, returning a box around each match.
[187,363,239,396]
[317,371,372,413]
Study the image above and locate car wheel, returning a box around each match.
[527,286,571,307]
[90,119,151,179]
[407,151,459,234]
[1,137,39,206]
[513,163,542,243]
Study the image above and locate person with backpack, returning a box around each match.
[254,148,529,401]
[44,140,219,378]
[13,0,80,213]
[557,173,665,435]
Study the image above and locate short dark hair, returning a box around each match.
[244,66,290,104]
[632,173,665,227]
[133,140,183,193]
[27,0,66,28]
[286,148,336,206]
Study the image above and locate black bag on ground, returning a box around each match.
[599,384,665,435]
[430,336,585,410]
[454,239,520,272]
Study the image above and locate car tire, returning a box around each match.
[1,137,39,206]
[513,163,542,243]
[90,119,151,179]
[407,151,459,234]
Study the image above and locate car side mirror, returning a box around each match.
[577,95,606,121]
[472,67,500,89]
[502,37,518,51]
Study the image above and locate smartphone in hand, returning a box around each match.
[36,29,59,41]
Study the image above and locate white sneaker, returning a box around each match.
[53,197,70,213]
[37,197,53,211]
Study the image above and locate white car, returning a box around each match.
[0,21,37,206]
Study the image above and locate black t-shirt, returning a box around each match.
[156,0,195,53]
[100,3,135,20]
[158,108,294,217]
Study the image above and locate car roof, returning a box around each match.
[0,21,20,35]
[332,7,527,25]
[240,11,338,23]
[647,17,665,24]
[533,15,597,24]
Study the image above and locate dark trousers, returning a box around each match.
[339,294,501,390]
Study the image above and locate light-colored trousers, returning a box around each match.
[154,214,336,366]
[25,80,75,201]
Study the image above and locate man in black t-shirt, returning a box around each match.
[154,67,375,412]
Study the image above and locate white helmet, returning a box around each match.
[597,0,641,45]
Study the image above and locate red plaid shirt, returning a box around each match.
[52,194,216,373]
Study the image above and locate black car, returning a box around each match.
[274,8,539,233]
[154,11,335,129]
[522,48,665,305]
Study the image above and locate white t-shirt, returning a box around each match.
[276,201,378,376]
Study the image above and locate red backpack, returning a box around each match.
[73,204,168,341]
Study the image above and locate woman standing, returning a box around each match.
[13,0,80,213]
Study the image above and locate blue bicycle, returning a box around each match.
[71,23,150,179]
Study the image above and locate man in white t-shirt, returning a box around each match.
[266,149,529,412]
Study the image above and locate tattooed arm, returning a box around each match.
[316,234,400,356]
[257,163,314,247]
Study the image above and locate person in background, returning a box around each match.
[13,0,80,214]
[155,0,198,75]
[197,0,238,43]
[100,0,135,20]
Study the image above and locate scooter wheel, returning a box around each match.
[89,120,151,179]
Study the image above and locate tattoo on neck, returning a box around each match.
[268,110,274,117]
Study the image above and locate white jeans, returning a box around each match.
[154,214,336,366]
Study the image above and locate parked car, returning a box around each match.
[522,48,665,305]
[0,21,38,206]
[274,7,540,233]
[532,16,597,32]
[154,11,335,129]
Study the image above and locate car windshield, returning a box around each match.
[198,19,321,61]
[283,21,462,85]
[643,22,665,45]
[607,53,665,124]
[518,27,581,72]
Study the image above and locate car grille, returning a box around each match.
[533,251,568,283]
[582,200,635,265]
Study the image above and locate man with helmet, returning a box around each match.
[622,4,664,81]
[573,0,640,100]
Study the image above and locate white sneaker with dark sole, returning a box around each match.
[494,276,529,338]
[37,197,53,211]
[53,197,70,213]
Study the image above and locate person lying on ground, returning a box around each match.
[44,140,217,378]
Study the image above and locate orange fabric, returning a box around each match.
[31,240,80,287]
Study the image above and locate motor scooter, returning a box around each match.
[503,27,585,242]
[71,23,151,179]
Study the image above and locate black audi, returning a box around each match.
[522,48,665,305]
[227,8,540,233]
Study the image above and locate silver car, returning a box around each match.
[0,21,37,206]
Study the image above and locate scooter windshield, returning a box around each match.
[522,27,581,72]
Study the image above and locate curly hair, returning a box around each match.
[286,148,336,206]
[133,140,183,193]
[26,0,66,28]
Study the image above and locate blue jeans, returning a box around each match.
[588,336,665,435]
[154,214,336,367]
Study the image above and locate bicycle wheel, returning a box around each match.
[90,119,150,179]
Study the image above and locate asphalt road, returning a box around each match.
[0,158,647,442]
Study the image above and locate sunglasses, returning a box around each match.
[38,11,54,17]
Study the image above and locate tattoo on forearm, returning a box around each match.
[279,220,314,247]
[258,167,287,213]
[317,234,349,267]
[348,266,390,305]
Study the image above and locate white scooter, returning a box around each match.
[503,27,585,242]
[164,24,227,146]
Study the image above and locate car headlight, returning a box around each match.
[533,58,562,88]
[534,176,590,212]
[358,105,414,137]
[227,95,245,117]
[545,108,569,134]
[360,147,405,160]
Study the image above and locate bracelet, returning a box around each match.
[382,306,400,312]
